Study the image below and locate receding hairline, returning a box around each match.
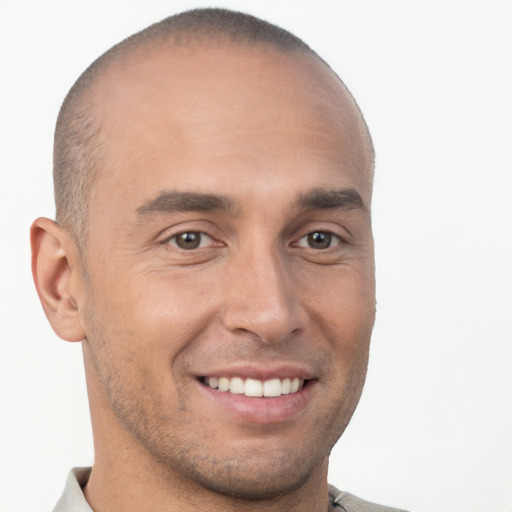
[53,8,375,249]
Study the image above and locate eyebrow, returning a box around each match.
[296,188,366,211]
[136,187,366,218]
[137,191,233,216]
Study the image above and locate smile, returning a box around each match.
[203,376,305,397]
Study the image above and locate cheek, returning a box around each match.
[302,264,375,388]
[82,269,221,398]
[304,261,376,332]
[82,289,183,430]
[87,266,213,339]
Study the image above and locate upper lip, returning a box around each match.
[194,362,317,381]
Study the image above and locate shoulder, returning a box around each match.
[329,485,410,512]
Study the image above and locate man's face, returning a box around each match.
[79,44,375,498]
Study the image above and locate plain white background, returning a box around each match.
[0,1,511,511]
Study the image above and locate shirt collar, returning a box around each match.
[53,467,93,512]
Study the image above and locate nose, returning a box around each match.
[220,245,305,344]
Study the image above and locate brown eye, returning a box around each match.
[169,232,208,250]
[176,232,200,249]
[307,232,332,249]
[295,231,341,250]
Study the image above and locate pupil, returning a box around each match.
[177,232,200,249]
[308,232,331,249]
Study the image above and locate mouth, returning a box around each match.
[196,371,316,424]
[199,376,309,398]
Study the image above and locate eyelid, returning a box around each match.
[153,218,222,244]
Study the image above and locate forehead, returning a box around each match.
[86,42,371,211]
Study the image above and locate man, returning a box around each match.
[31,8,407,512]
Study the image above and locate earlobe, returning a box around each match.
[30,217,86,342]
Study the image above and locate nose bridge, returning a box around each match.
[221,239,302,343]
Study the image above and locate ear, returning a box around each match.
[30,217,86,342]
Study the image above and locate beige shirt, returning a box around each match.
[53,467,409,512]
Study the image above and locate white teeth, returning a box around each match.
[204,376,305,397]
[281,377,291,394]
[244,378,263,397]
[263,378,281,397]
[230,377,244,394]
[218,377,230,392]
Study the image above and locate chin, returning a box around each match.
[180,452,321,500]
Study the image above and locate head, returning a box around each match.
[52,8,374,248]
[32,7,376,503]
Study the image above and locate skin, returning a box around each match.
[31,42,375,512]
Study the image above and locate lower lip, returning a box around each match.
[198,380,315,425]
